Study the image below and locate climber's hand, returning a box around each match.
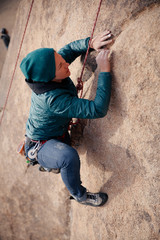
[90,30,113,51]
[96,49,110,72]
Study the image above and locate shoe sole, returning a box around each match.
[70,192,108,207]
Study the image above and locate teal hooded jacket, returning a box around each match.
[20,37,111,140]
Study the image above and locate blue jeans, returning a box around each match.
[25,137,86,201]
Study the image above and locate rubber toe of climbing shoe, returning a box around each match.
[70,192,108,207]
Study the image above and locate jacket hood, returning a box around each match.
[20,48,55,82]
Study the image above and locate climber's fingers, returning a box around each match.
[98,39,113,50]
[96,49,110,72]
[101,32,113,41]
[100,30,111,37]
[91,30,114,51]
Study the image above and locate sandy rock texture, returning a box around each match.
[0,0,159,239]
[0,0,21,77]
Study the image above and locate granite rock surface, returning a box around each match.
[0,0,159,239]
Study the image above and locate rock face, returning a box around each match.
[0,0,21,77]
[0,0,159,239]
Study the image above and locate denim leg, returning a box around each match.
[37,139,86,199]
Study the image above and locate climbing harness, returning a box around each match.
[17,137,60,173]
[1,0,103,169]
[27,141,42,161]
[17,137,46,166]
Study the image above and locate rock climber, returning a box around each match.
[20,30,113,207]
[0,28,10,48]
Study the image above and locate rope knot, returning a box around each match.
[76,77,83,91]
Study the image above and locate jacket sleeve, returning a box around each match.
[48,72,111,119]
[57,37,90,64]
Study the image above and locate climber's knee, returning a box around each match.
[62,147,80,169]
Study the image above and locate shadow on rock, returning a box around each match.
[77,50,140,202]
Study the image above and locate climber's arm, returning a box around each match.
[48,50,111,119]
[48,72,111,119]
[58,30,113,64]
[58,37,90,64]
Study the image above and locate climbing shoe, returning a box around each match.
[71,192,108,207]
[39,166,60,174]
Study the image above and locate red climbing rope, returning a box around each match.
[69,0,103,128]
[0,0,102,129]
[76,0,103,98]
[0,0,34,126]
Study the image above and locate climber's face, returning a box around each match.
[53,52,70,82]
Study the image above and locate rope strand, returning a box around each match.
[0,0,103,130]
[70,0,103,127]
[76,0,103,98]
[0,0,34,126]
